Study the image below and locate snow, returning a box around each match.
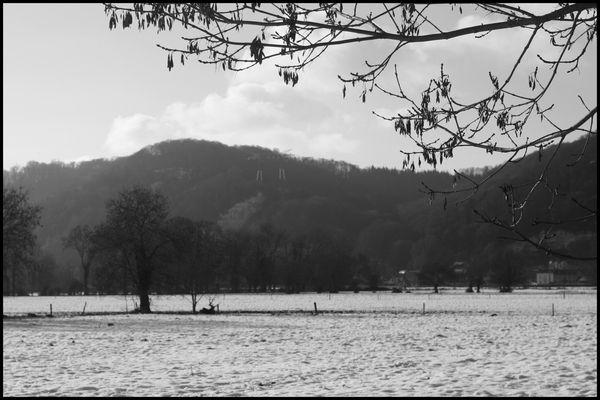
[3,291,597,396]
[3,288,596,315]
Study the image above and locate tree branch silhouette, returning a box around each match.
[103,3,597,260]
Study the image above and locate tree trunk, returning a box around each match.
[136,256,152,313]
[139,291,151,313]
[191,291,198,314]
[83,263,90,296]
[137,277,151,313]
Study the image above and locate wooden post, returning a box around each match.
[552,303,555,316]
[50,304,52,317]
[422,303,425,314]
[314,302,318,315]
[82,302,87,315]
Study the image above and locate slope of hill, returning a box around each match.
[3,136,596,287]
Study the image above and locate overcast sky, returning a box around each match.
[3,3,597,172]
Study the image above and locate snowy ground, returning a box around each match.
[3,291,597,397]
[3,288,597,315]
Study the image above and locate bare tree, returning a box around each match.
[3,186,42,295]
[102,3,597,259]
[63,225,97,295]
[93,185,171,313]
[166,217,224,313]
[489,245,527,292]
[250,222,285,292]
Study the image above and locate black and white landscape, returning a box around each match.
[3,3,597,397]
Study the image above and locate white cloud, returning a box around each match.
[103,78,361,163]
[104,114,168,156]
[103,23,380,164]
[101,3,592,172]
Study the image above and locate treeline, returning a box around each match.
[3,136,597,305]
[2,138,456,272]
[3,185,391,312]
[6,183,596,312]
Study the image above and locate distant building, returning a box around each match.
[535,260,589,286]
[396,270,421,288]
[536,272,554,286]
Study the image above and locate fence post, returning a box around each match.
[314,302,318,315]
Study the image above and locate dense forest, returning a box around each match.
[3,135,597,297]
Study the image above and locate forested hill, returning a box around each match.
[3,135,597,282]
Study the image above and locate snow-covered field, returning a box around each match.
[3,290,597,396]
[3,288,597,315]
